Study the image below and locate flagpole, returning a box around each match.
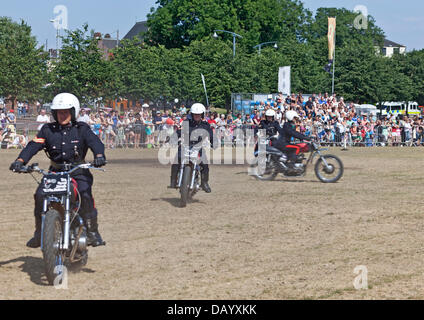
[201,74,209,110]
[332,17,336,96]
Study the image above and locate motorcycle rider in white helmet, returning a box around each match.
[254,108,284,153]
[257,109,284,139]
[170,103,214,193]
[10,93,107,248]
[272,110,311,171]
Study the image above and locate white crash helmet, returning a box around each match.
[190,103,206,115]
[285,110,299,121]
[265,109,276,118]
[51,93,80,122]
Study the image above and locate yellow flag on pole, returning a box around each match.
[327,17,336,60]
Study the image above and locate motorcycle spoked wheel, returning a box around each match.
[180,166,192,208]
[314,154,344,183]
[251,156,278,181]
[42,209,65,285]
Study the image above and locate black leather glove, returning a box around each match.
[10,160,24,172]
[93,156,107,168]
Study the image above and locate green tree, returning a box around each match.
[0,17,48,109]
[145,0,312,51]
[49,24,116,106]
[185,38,234,108]
[307,7,385,48]
[393,50,424,105]
[333,39,377,103]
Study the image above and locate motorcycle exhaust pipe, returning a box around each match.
[277,159,288,171]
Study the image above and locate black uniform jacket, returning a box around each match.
[18,121,105,177]
[176,119,215,148]
[276,121,311,146]
[255,120,284,138]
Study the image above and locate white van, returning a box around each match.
[376,101,420,117]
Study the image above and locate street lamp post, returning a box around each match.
[106,30,120,48]
[49,19,60,58]
[213,30,243,57]
[253,41,278,54]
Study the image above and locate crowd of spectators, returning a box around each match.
[2,92,424,149]
[0,106,28,149]
[231,92,424,147]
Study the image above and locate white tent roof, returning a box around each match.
[360,104,377,109]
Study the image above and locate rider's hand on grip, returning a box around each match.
[9,160,24,173]
[93,155,107,168]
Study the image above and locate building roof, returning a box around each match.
[99,38,119,50]
[123,21,148,41]
[383,39,405,48]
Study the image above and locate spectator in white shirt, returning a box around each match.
[275,108,283,124]
[77,109,90,123]
[36,109,50,131]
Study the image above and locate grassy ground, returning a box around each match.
[1,147,424,299]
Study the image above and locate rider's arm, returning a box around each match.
[254,120,265,136]
[207,123,217,149]
[284,122,311,141]
[81,123,105,158]
[17,125,48,164]
[275,122,285,137]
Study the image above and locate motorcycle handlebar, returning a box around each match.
[18,162,104,175]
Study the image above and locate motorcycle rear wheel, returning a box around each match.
[42,209,65,285]
[251,157,278,181]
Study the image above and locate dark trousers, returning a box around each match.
[34,172,97,221]
[140,126,146,146]
[273,141,299,163]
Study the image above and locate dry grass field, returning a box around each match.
[1,147,424,299]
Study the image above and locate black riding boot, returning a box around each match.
[170,164,179,188]
[85,217,106,247]
[26,216,42,248]
[201,171,211,193]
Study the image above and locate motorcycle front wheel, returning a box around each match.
[180,166,192,208]
[314,154,344,183]
[42,209,65,285]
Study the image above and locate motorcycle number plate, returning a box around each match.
[42,174,68,195]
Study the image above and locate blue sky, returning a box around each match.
[1,0,422,51]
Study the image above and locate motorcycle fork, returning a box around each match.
[190,164,198,190]
[62,175,71,250]
[314,151,330,168]
[40,200,48,250]
[177,164,185,188]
